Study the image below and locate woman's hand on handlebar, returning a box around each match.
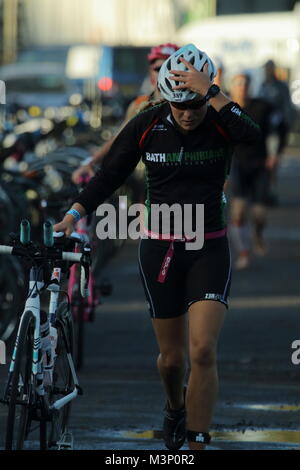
[54,215,76,237]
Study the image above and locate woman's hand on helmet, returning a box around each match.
[169,58,212,97]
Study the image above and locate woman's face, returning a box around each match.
[169,102,208,133]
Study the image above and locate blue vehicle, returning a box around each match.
[96,45,150,99]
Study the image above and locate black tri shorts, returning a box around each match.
[230,164,271,204]
[138,235,232,319]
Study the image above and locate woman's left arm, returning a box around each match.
[170,58,260,144]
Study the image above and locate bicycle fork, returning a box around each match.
[3,267,44,401]
[47,266,82,411]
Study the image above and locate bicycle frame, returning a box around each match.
[4,263,80,412]
[68,215,97,321]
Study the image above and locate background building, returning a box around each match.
[0,0,25,64]
[1,0,299,63]
[21,0,178,47]
[216,0,297,15]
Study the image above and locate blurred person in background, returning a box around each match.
[229,72,281,270]
[72,43,180,185]
[259,59,295,205]
[212,57,225,90]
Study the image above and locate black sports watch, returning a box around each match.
[204,84,220,102]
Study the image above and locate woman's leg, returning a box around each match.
[187,300,226,450]
[151,314,188,450]
[230,197,250,269]
[251,203,268,255]
[152,315,188,410]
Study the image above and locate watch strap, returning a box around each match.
[205,84,220,102]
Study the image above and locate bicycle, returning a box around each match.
[67,213,99,371]
[0,219,91,450]
[66,175,112,370]
[0,255,24,342]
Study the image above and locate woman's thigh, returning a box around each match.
[188,300,226,362]
[138,238,187,319]
[152,315,188,359]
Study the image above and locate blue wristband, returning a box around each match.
[66,209,81,222]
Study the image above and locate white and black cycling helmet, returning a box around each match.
[157,43,216,102]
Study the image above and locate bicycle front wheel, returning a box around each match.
[5,310,35,450]
[48,301,75,449]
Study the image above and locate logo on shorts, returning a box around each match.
[205,293,223,301]
[162,256,172,276]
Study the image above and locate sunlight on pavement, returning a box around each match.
[122,429,300,445]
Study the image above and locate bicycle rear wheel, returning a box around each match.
[73,302,85,371]
[5,310,35,450]
[0,256,25,342]
[48,301,75,449]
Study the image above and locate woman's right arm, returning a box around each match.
[54,117,141,235]
[54,203,86,236]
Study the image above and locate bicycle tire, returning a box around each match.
[69,262,85,371]
[74,303,85,371]
[0,256,25,342]
[48,301,75,448]
[5,310,35,450]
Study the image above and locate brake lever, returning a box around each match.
[80,243,91,298]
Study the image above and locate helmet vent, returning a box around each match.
[165,78,173,91]
[157,44,216,102]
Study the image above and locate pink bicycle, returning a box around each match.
[67,212,100,370]
[67,175,111,370]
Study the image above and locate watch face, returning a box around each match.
[210,85,220,97]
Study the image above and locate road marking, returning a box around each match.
[265,227,300,241]
[122,429,300,445]
[213,430,300,444]
[228,403,300,412]
[230,297,300,308]
[102,296,300,313]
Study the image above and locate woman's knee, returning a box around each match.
[189,344,217,368]
[158,350,186,371]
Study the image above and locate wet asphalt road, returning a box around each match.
[1,151,300,451]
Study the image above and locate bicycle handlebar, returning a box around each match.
[62,252,82,263]
[20,219,31,245]
[0,244,83,263]
[43,220,54,247]
[0,220,90,296]
[0,246,13,255]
